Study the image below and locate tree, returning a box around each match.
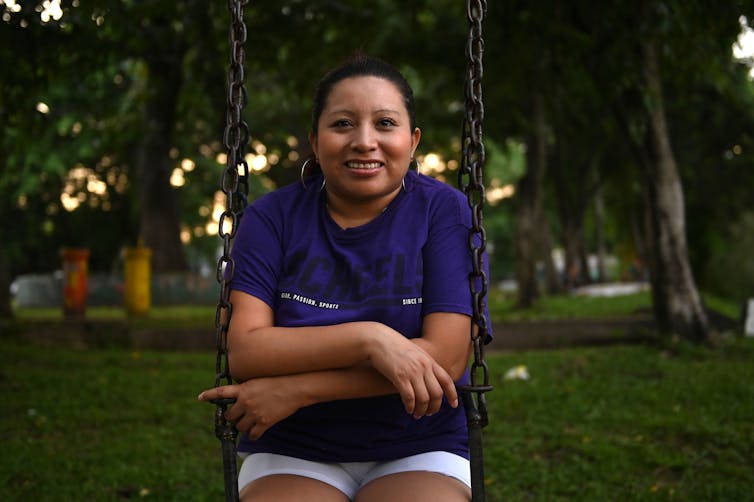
[486,1,753,342]
[0,0,476,314]
[575,1,752,341]
[514,92,549,307]
[3,0,753,334]
[638,37,710,341]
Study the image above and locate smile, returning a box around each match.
[346,161,382,169]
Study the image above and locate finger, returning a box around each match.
[411,376,431,419]
[248,420,270,441]
[248,424,268,441]
[423,371,445,416]
[225,401,245,422]
[434,364,458,408]
[397,381,416,415]
[197,385,238,402]
[235,415,255,436]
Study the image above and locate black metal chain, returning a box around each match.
[459,0,491,412]
[211,1,250,501]
[458,1,491,500]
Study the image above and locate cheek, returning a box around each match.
[314,135,341,157]
[387,135,415,159]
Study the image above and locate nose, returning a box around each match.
[351,125,377,151]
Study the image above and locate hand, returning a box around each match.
[198,376,305,439]
[368,325,458,418]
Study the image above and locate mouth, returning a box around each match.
[345,160,383,171]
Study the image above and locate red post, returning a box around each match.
[61,247,90,318]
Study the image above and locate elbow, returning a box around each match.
[449,343,473,381]
[227,329,256,382]
[228,350,246,383]
[449,360,469,382]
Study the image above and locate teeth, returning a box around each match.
[346,161,381,169]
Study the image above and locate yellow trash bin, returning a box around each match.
[124,242,152,316]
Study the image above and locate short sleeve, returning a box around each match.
[421,190,473,315]
[229,201,283,309]
[421,188,493,343]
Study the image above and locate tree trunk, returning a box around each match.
[539,211,562,294]
[551,153,594,290]
[560,215,594,290]
[593,181,608,282]
[515,93,548,308]
[0,247,12,319]
[135,55,189,273]
[641,40,710,342]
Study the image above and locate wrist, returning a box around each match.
[287,373,315,408]
[362,321,390,364]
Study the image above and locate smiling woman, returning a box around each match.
[199,54,491,502]
[309,74,421,229]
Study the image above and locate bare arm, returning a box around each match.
[415,311,473,381]
[200,293,472,438]
[227,290,395,381]
[199,349,460,440]
[228,289,471,377]
[226,289,465,413]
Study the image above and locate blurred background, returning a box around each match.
[3,2,754,500]
[2,0,753,341]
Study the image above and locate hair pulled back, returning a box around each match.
[310,53,417,135]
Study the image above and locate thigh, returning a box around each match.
[241,474,350,502]
[355,471,471,502]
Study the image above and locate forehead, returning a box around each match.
[323,76,406,113]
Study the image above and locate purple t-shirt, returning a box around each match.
[230,169,489,462]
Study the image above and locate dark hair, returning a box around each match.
[310,53,417,135]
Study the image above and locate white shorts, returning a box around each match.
[237,451,470,499]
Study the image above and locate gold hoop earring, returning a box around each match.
[300,157,318,189]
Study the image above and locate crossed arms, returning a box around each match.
[198,290,472,439]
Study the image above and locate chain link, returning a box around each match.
[459,3,490,500]
[212,1,251,500]
[458,0,491,425]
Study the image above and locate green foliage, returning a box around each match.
[2,1,754,308]
[481,138,527,279]
[703,211,754,303]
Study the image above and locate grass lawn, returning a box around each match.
[1,335,753,501]
[12,305,217,328]
[487,289,655,322]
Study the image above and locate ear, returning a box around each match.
[411,127,422,157]
[308,132,318,158]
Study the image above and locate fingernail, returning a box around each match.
[197,393,204,400]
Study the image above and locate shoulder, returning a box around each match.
[407,170,466,203]
[245,176,320,217]
[404,171,469,225]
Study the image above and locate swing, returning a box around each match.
[210,2,491,500]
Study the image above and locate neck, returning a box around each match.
[325,186,402,229]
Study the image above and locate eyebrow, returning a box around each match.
[324,108,402,116]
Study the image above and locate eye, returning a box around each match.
[377,117,398,128]
[330,119,353,128]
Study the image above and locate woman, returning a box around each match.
[199,54,489,501]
